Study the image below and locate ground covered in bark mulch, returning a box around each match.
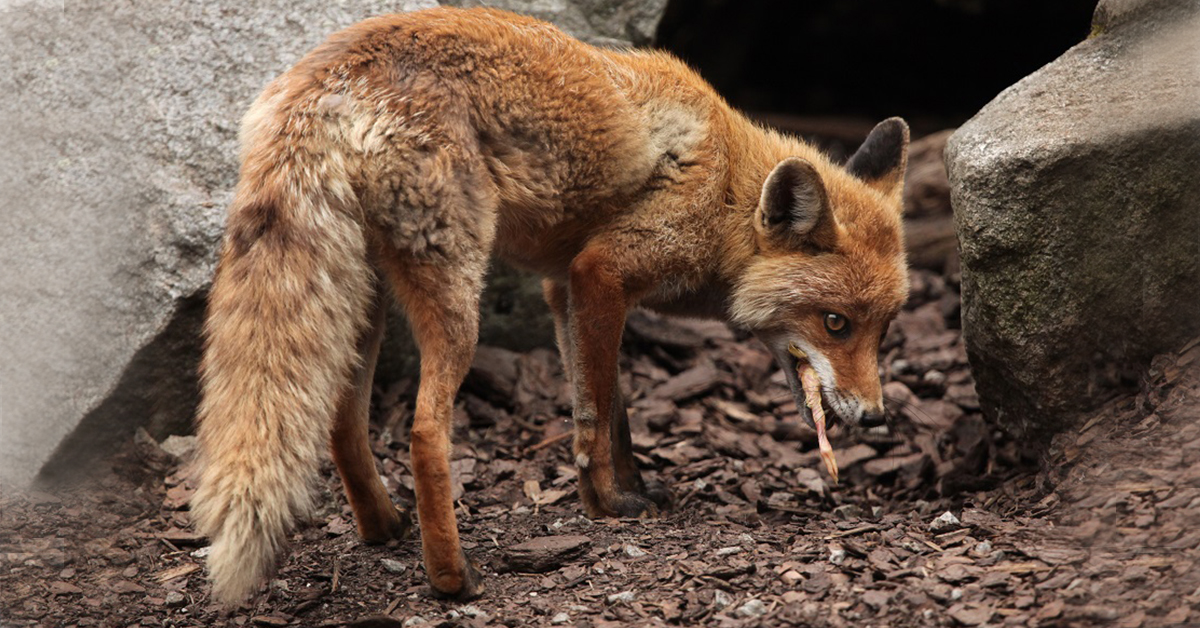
[3,123,1199,628]
[3,258,1199,627]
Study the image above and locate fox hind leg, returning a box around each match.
[380,247,487,600]
[330,280,411,544]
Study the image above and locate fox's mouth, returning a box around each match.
[781,342,829,430]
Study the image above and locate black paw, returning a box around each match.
[641,480,674,512]
[361,505,412,544]
[611,491,660,519]
[386,505,413,540]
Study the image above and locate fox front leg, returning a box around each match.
[564,247,659,518]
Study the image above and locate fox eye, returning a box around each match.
[824,313,851,339]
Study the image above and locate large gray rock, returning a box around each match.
[0,0,439,486]
[946,0,1200,437]
[445,0,663,46]
[0,0,665,486]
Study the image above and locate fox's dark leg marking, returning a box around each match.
[609,384,643,494]
[609,385,673,509]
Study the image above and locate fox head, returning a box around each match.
[730,118,910,429]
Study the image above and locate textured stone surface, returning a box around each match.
[445,0,663,47]
[0,0,441,486]
[0,0,665,486]
[946,0,1200,436]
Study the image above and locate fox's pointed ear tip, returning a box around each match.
[847,118,909,184]
[776,156,817,173]
[764,157,821,191]
[878,117,910,142]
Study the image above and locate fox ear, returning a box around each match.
[756,157,837,250]
[846,117,909,201]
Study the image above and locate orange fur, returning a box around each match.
[192,6,908,606]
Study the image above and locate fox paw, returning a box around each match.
[586,489,660,519]
[429,556,484,600]
[641,480,674,512]
[361,505,412,544]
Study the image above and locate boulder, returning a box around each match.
[445,0,663,47]
[945,0,1200,437]
[0,0,666,486]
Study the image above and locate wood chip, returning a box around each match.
[48,581,83,595]
[655,363,723,401]
[948,605,994,626]
[625,310,706,349]
[345,617,404,628]
[251,615,292,627]
[505,536,592,573]
[154,562,200,583]
[156,527,204,546]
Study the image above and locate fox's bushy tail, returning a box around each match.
[190,172,373,604]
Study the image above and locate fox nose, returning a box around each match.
[860,409,887,427]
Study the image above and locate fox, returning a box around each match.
[190,5,910,605]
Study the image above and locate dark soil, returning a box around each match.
[3,150,1199,627]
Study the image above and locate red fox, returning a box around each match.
[191,6,909,605]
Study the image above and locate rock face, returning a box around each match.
[946,0,1200,436]
[0,0,665,486]
[445,0,663,47]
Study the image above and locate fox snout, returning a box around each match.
[800,377,888,429]
[769,339,888,430]
[860,408,887,427]
[825,389,887,428]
